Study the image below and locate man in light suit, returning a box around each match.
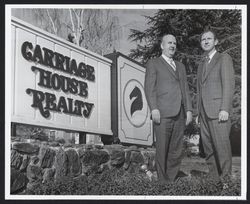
[144,34,192,183]
[196,30,235,181]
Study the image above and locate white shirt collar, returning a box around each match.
[161,54,174,63]
[208,50,217,62]
[161,54,176,70]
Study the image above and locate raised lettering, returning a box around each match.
[78,81,88,97]
[57,96,69,113]
[86,65,95,81]
[32,44,44,64]
[83,103,94,118]
[44,92,57,111]
[26,88,50,118]
[31,66,52,89]
[54,52,65,72]
[51,73,61,90]
[42,47,55,68]
[21,41,33,61]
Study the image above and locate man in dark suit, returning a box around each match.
[144,34,192,183]
[196,30,235,181]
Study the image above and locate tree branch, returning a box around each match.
[222,45,241,53]
[46,9,57,34]
[69,9,77,44]
[219,34,241,44]
[69,9,75,33]
[177,52,203,60]
[210,25,232,31]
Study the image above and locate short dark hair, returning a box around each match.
[200,30,218,41]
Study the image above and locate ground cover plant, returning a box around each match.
[25,167,240,196]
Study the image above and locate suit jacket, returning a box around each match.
[144,56,192,118]
[197,52,235,119]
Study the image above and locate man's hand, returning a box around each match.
[219,110,229,122]
[151,109,161,124]
[186,111,193,126]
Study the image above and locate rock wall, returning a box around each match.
[10,141,156,194]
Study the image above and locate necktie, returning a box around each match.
[169,59,176,71]
[202,55,210,79]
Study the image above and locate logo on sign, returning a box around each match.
[123,79,148,127]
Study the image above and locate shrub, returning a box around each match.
[26,176,87,195]
[55,138,66,144]
[25,168,240,196]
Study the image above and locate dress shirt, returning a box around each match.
[161,54,176,70]
[207,50,217,63]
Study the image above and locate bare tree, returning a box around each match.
[12,8,121,55]
[67,9,121,55]
[32,9,62,35]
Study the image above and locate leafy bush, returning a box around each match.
[25,168,240,196]
[55,138,66,144]
[26,176,87,195]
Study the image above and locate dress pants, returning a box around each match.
[200,100,232,179]
[154,105,185,182]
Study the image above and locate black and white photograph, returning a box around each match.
[5,4,247,200]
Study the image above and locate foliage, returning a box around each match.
[128,9,242,131]
[15,124,48,139]
[26,176,87,195]
[184,119,200,135]
[55,138,66,144]
[25,168,240,196]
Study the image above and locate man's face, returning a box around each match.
[200,31,218,52]
[161,35,176,58]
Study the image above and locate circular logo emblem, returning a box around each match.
[123,79,148,127]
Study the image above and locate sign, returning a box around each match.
[123,79,148,128]
[106,52,153,146]
[11,17,112,135]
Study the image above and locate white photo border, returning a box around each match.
[5,4,247,200]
